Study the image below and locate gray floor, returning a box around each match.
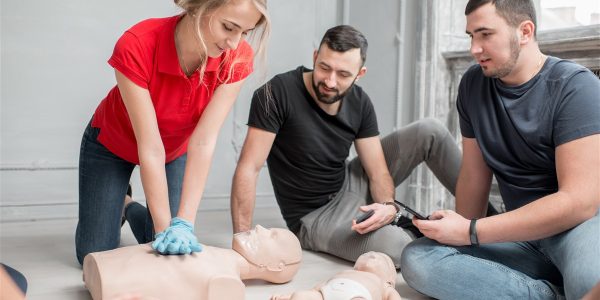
[0,207,427,299]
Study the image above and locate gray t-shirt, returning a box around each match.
[457,57,600,210]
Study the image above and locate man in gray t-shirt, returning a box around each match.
[401,0,600,299]
[457,57,599,211]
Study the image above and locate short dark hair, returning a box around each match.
[318,25,368,65]
[465,0,537,37]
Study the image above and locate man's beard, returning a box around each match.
[311,74,355,105]
[484,33,521,79]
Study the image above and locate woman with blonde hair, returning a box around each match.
[75,0,270,264]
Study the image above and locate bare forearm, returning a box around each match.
[177,144,215,223]
[455,166,492,219]
[369,173,395,203]
[139,154,171,232]
[231,166,258,233]
[478,191,599,243]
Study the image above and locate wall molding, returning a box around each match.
[1,193,277,223]
[443,24,600,67]
[0,162,77,171]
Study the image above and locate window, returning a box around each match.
[539,0,600,30]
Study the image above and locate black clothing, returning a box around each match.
[248,66,379,231]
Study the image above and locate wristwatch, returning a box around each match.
[391,211,402,225]
[469,219,479,246]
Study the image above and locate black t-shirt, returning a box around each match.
[248,66,379,231]
[457,57,600,210]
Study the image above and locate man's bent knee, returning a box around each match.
[416,118,450,141]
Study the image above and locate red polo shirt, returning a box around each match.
[92,15,253,164]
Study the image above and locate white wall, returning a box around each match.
[0,0,339,221]
[1,1,419,221]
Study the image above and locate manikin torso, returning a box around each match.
[83,226,302,300]
[319,270,382,300]
[84,244,247,300]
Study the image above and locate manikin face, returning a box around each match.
[311,44,366,105]
[200,0,262,57]
[466,3,522,79]
[232,225,301,271]
[354,251,397,285]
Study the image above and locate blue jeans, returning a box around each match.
[400,211,599,299]
[75,121,186,265]
[1,263,27,294]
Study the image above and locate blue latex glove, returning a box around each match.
[151,217,203,255]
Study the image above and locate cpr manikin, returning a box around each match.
[83,225,302,300]
[271,252,401,300]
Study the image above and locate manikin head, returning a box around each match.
[465,0,538,80]
[232,225,302,283]
[354,251,397,287]
[311,25,368,105]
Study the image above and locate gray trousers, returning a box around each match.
[296,118,461,268]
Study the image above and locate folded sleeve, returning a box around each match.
[108,31,151,89]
